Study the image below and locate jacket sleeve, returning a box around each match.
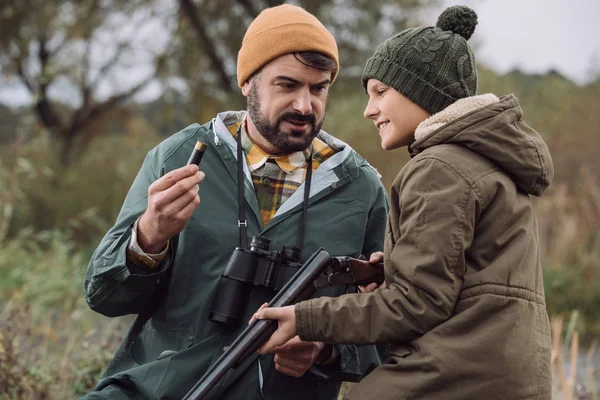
[308,170,390,382]
[296,157,477,344]
[84,151,175,317]
[361,175,390,257]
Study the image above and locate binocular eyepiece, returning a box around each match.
[208,236,301,328]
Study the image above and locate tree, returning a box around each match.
[0,0,438,162]
[0,0,175,164]
[176,0,437,108]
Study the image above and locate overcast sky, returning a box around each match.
[429,0,600,83]
[1,0,599,108]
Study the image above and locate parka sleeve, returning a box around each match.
[361,176,390,257]
[296,157,478,344]
[84,151,175,317]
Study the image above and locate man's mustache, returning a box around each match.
[279,112,316,125]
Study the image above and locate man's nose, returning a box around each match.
[293,87,312,115]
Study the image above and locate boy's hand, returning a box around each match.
[250,304,329,377]
[254,305,297,354]
[358,251,387,293]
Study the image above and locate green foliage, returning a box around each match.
[544,262,600,326]
[0,112,160,240]
[0,306,54,400]
[0,104,19,141]
[0,228,129,399]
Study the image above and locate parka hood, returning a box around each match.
[410,94,554,196]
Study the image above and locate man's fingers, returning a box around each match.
[274,354,309,370]
[274,341,323,360]
[161,184,200,218]
[173,194,201,224]
[158,171,205,205]
[274,364,303,378]
[272,338,320,378]
[272,336,310,353]
[151,165,199,192]
[274,352,310,364]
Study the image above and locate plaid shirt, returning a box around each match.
[227,120,336,225]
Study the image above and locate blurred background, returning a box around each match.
[0,0,598,398]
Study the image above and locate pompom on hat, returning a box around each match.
[362,6,479,115]
[237,4,339,87]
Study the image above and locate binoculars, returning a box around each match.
[208,236,302,328]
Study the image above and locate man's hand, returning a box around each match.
[358,251,387,293]
[271,336,330,377]
[138,165,205,253]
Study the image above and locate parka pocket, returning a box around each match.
[128,325,194,365]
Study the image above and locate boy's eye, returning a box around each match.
[377,88,387,95]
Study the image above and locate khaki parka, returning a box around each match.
[295,94,554,400]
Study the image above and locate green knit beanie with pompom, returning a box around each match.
[362,5,478,114]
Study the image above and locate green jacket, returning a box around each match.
[295,95,554,400]
[83,111,389,400]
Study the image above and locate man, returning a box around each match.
[83,4,389,400]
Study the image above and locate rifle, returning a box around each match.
[182,248,384,400]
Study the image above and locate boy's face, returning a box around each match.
[364,79,431,150]
[241,54,331,154]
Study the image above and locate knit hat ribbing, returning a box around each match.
[237,5,339,87]
[362,6,478,115]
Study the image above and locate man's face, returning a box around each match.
[242,54,331,154]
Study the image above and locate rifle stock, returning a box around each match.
[332,257,385,286]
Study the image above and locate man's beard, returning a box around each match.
[247,82,324,153]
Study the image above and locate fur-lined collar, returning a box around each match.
[414,94,500,142]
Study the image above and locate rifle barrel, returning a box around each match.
[182,248,332,400]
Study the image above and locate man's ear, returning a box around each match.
[241,80,251,97]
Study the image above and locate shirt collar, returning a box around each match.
[240,120,312,174]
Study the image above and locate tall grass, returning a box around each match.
[0,121,142,398]
[537,168,600,327]
[552,311,599,400]
[0,227,130,399]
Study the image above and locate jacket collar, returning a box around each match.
[210,110,375,217]
[414,94,500,142]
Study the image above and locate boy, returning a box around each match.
[255,6,553,400]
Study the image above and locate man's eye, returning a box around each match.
[312,85,326,92]
[279,83,295,89]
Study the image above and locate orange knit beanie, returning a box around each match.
[236,4,339,87]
